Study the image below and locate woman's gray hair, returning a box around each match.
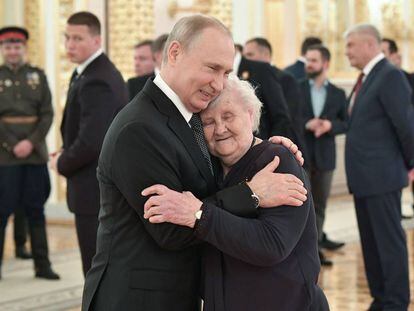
[162,14,232,65]
[208,75,262,132]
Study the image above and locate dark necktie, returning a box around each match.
[189,113,213,174]
[349,72,365,114]
[68,69,79,91]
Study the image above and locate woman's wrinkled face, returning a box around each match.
[201,91,254,167]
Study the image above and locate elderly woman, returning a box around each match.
[144,76,328,311]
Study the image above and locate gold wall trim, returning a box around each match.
[24,0,45,68]
[54,0,76,201]
[107,0,154,80]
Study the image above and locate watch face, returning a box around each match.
[251,194,260,208]
[195,210,203,220]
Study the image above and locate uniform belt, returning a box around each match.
[1,116,38,124]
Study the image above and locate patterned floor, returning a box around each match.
[1,191,414,310]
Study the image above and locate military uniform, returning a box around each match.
[0,26,59,280]
[0,64,52,164]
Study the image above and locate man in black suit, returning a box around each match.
[127,34,168,100]
[381,38,414,101]
[234,51,293,139]
[82,15,308,311]
[50,12,128,276]
[243,37,307,160]
[301,45,348,266]
[285,36,322,81]
[345,24,414,310]
[382,38,414,219]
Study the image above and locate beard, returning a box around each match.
[306,68,323,79]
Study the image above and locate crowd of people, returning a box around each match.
[0,10,414,311]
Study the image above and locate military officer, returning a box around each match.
[0,26,59,280]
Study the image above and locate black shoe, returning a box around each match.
[15,245,32,259]
[35,267,60,280]
[319,251,333,267]
[319,234,345,251]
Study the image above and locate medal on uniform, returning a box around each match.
[4,79,12,87]
[241,71,250,80]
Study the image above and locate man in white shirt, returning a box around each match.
[345,24,414,311]
[50,11,128,276]
[82,14,308,311]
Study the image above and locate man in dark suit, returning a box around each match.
[234,51,293,139]
[50,12,128,277]
[82,15,308,311]
[243,37,308,161]
[127,34,168,100]
[381,37,414,219]
[345,24,414,310]
[301,45,348,266]
[285,36,322,81]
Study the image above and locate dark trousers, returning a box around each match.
[309,169,333,242]
[0,164,51,267]
[14,205,29,247]
[354,191,409,310]
[75,214,98,276]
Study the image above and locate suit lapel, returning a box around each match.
[143,80,216,191]
[350,59,387,119]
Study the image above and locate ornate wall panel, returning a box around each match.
[24,0,44,68]
[264,0,284,67]
[107,0,154,79]
[209,0,232,30]
[54,0,76,201]
[353,0,369,24]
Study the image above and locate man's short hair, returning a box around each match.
[162,14,232,64]
[307,44,331,62]
[382,38,398,54]
[152,34,169,54]
[134,39,153,50]
[234,43,243,54]
[301,37,322,55]
[246,37,272,56]
[67,11,101,35]
[344,24,381,44]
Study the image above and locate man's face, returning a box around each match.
[305,49,326,78]
[167,27,235,113]
[0,42,26,66]
[134,44,155,76]
[64,24,101,64]
[345,33,371,70]
[243,41,270,63]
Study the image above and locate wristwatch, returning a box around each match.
[195,209,203,220]
[251,193,260,208]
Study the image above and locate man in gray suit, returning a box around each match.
[345,24,414,311]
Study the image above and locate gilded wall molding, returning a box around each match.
[107,0,154,79]
[209,0,232,30]
[54,0,76,201]
[354,0,369,24]
[24,0,44,68]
